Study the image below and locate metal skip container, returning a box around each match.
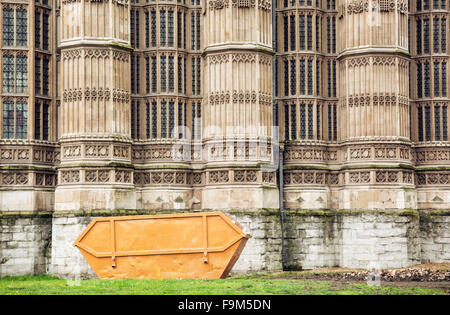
[73,212,251,279]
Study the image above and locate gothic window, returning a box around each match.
[178,102,183,138]
[131,100,135,138]
[327,17,331,53]
[284,0,288,7]
[192,58,196,94]
[16,100,28,139]
[299,15,305,50]
[327,60,331,97]
[42,102,49,140]
[291,104,297,140]
[423,18,429,54]
[196,12,200,50]
[300,103,306,139]
[307,15,312,51]
[197,102,202,140]
[316,103,321,139]
[146,102,150,139]
[328,104,332,140]
[442,18,446,53]
[136,101,141,139]
[315,16,320,51]
[300,59,305,95]
[417,63,423,98]
[417,20,422,54]
[184,57,187,93]
[178,57,183,93]
[161,101,167,138]
[307,59,313,95]
[417,0,422,10]
[442,62,447,97]
[35,11,41,48]
[3,100,14,138]
[146,56,150,93]
[151,11,157,47]
[284,104,290,139]
[275,59,278,97]
[145,11,149,48]
[35,57,41,95]
[424,0,429,10]
[332,17,336,53]
[332,61,336,97]
[284,60,289,96]
[308,104,313,139]
[273,103,279,127]
[435,105,441,140]
[43,12,49,50]
[35,101,41,140]
[443,106,448,140]
[3,7,14,46]
[442,0,446,8]
[290,15,296,51]
[192,102,201,140]
[161,10,166,46]
[434,61,440,97]
[3,54,14,93]
[333,104,337,141]
[161,56,167,92]
[169,56,174,92]
[168,11,174,47]
[136,56,140,94]
[418,106,424,141]
[151,56,157,93]
[131,10,135,47]
[169,101,175,138]
[43,58,49,95]
[177,12,182,48]
[183,13,186,49]
[433,17,439,53]
[424,61,430,97]
[284,16,288,52]
[316,60,320,96]
[197,58,201,95]
[152,101,157,138]
[291,0,296,6]
[425,105,431,141]
[191,13,195,50]
[291,59,297,95]
[136,11,140,48]
[16,55,28,93]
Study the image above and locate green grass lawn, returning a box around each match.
[0,275,447,295]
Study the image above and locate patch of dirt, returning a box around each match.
[273,263,450,293]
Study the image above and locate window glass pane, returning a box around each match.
[3,101,15,139]
[3,7,14,46]
[16,8,28,46]
[3,55,15,93]
[16,100,28,139]
[16,55,28,93]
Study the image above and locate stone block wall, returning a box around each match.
[0,213,52,277]
[419,212,450,263]
[1,209,449,278]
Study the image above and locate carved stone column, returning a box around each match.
[337,0,416,210]
[55,0,135,211]
[202,0,278,210]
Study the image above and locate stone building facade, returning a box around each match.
[0,0,449,278]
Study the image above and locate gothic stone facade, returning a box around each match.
[0,0,450,278]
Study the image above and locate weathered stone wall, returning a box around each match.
[419,211,450,263]
[1,209,449,278]
[0,212,52,277]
